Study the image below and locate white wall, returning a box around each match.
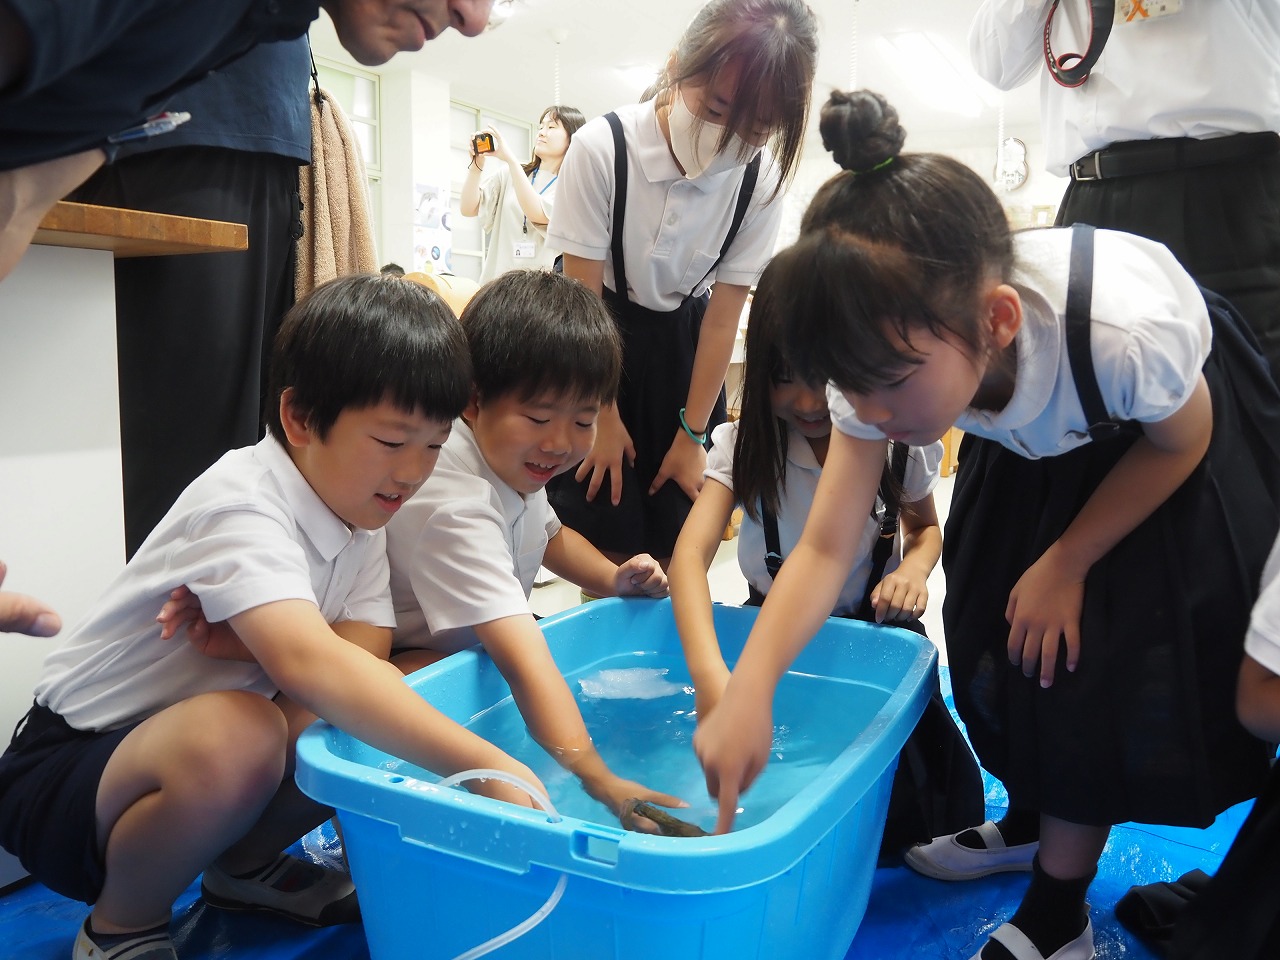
[0,244,127,885]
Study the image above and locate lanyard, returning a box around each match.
[1044,0,1115,87]
[523,169,559,235]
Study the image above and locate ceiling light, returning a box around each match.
[876,32,996,118]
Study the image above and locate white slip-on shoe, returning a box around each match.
[968,917,1096,960]
[904,820,1039,881]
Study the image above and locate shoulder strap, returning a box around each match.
[692,154,761,295]
[857,442,912,622]
[1064,223,1122,440]
[603,112,629,302]
[761,502,783,580]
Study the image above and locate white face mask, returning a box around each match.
[667,87,758,179]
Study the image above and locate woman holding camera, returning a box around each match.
[460,105,586,282]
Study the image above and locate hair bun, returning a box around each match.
[819,90,905,173]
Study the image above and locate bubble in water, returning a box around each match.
[577,667,687,700]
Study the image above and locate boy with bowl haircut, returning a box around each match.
[0,274,545,960]
[386,269,684,828]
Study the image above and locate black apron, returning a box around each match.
[547,112,758,559]
[943,225,1280,827]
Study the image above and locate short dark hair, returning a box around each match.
[265,274,471,444]
[461,270,621,406]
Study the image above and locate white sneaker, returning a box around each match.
[72,918,176,960]
[904,820,1038,881]
[969,917,1096,960]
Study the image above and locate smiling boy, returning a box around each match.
[0,275,544,960]
[386,270,683,829]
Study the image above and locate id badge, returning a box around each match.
[513,242,536,259]
[1116,0,1181,23]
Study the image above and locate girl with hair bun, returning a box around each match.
[545,0,818,571]
[695,89,1280,960]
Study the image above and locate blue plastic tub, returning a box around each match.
[296,598,935,960]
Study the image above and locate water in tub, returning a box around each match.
[382,653,889,832]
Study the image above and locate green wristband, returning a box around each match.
[679,407,708,444]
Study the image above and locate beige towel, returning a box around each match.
[295,88,377,299]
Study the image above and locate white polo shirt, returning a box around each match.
[830,228,1210,459]
[386,420,562,654]
[1245,534,1280,677]
[547,100,785,311]
[705,421,942,617]
[969,0,1280,174]
[35,435,394,732]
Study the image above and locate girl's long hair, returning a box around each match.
[736,256,906,524]
[642,0,818,199]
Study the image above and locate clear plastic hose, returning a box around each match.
[435,769,568,960]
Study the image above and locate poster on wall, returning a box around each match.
[412,182,452,274]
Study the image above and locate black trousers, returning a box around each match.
[1056,146,1280,379]
[71,147,301,557]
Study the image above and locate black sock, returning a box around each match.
[956,807,1040,849]
[982,856,1092,960]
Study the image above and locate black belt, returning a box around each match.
[1069,132,1280,181]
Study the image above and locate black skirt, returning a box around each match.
[941,294,1280,827]
[1166,760,1280,959]
[547,286,726,559]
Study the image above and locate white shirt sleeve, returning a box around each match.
[175,502,319,624]
[704,421,737,491]
[1091,232,1210,424]
[546,118,614,262]
[410,499,533,637]
[826,382,886,441]
[1245,534,1280,677]
[968,0,1051,90]
[900,441,944,503]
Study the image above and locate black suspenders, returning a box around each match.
[1064,224,1123,440]
[602,111,760,304]
[762,442,910,613]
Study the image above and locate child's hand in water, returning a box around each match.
[693,675,775,834]
[869,568,929,623]
[157,585,256,662]
[614,554,669,598]
[1005,543,1086,688]
[581,771,687,834]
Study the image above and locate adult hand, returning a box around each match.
[575,404,634,505]
[1005,542,1086,688]
[0,560,61,636]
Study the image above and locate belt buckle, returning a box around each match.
[1072,152,1104,181]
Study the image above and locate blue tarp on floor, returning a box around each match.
[0,670,1254,959]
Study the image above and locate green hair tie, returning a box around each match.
[853,156,895,176]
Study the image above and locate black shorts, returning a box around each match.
[0,702,140,904]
